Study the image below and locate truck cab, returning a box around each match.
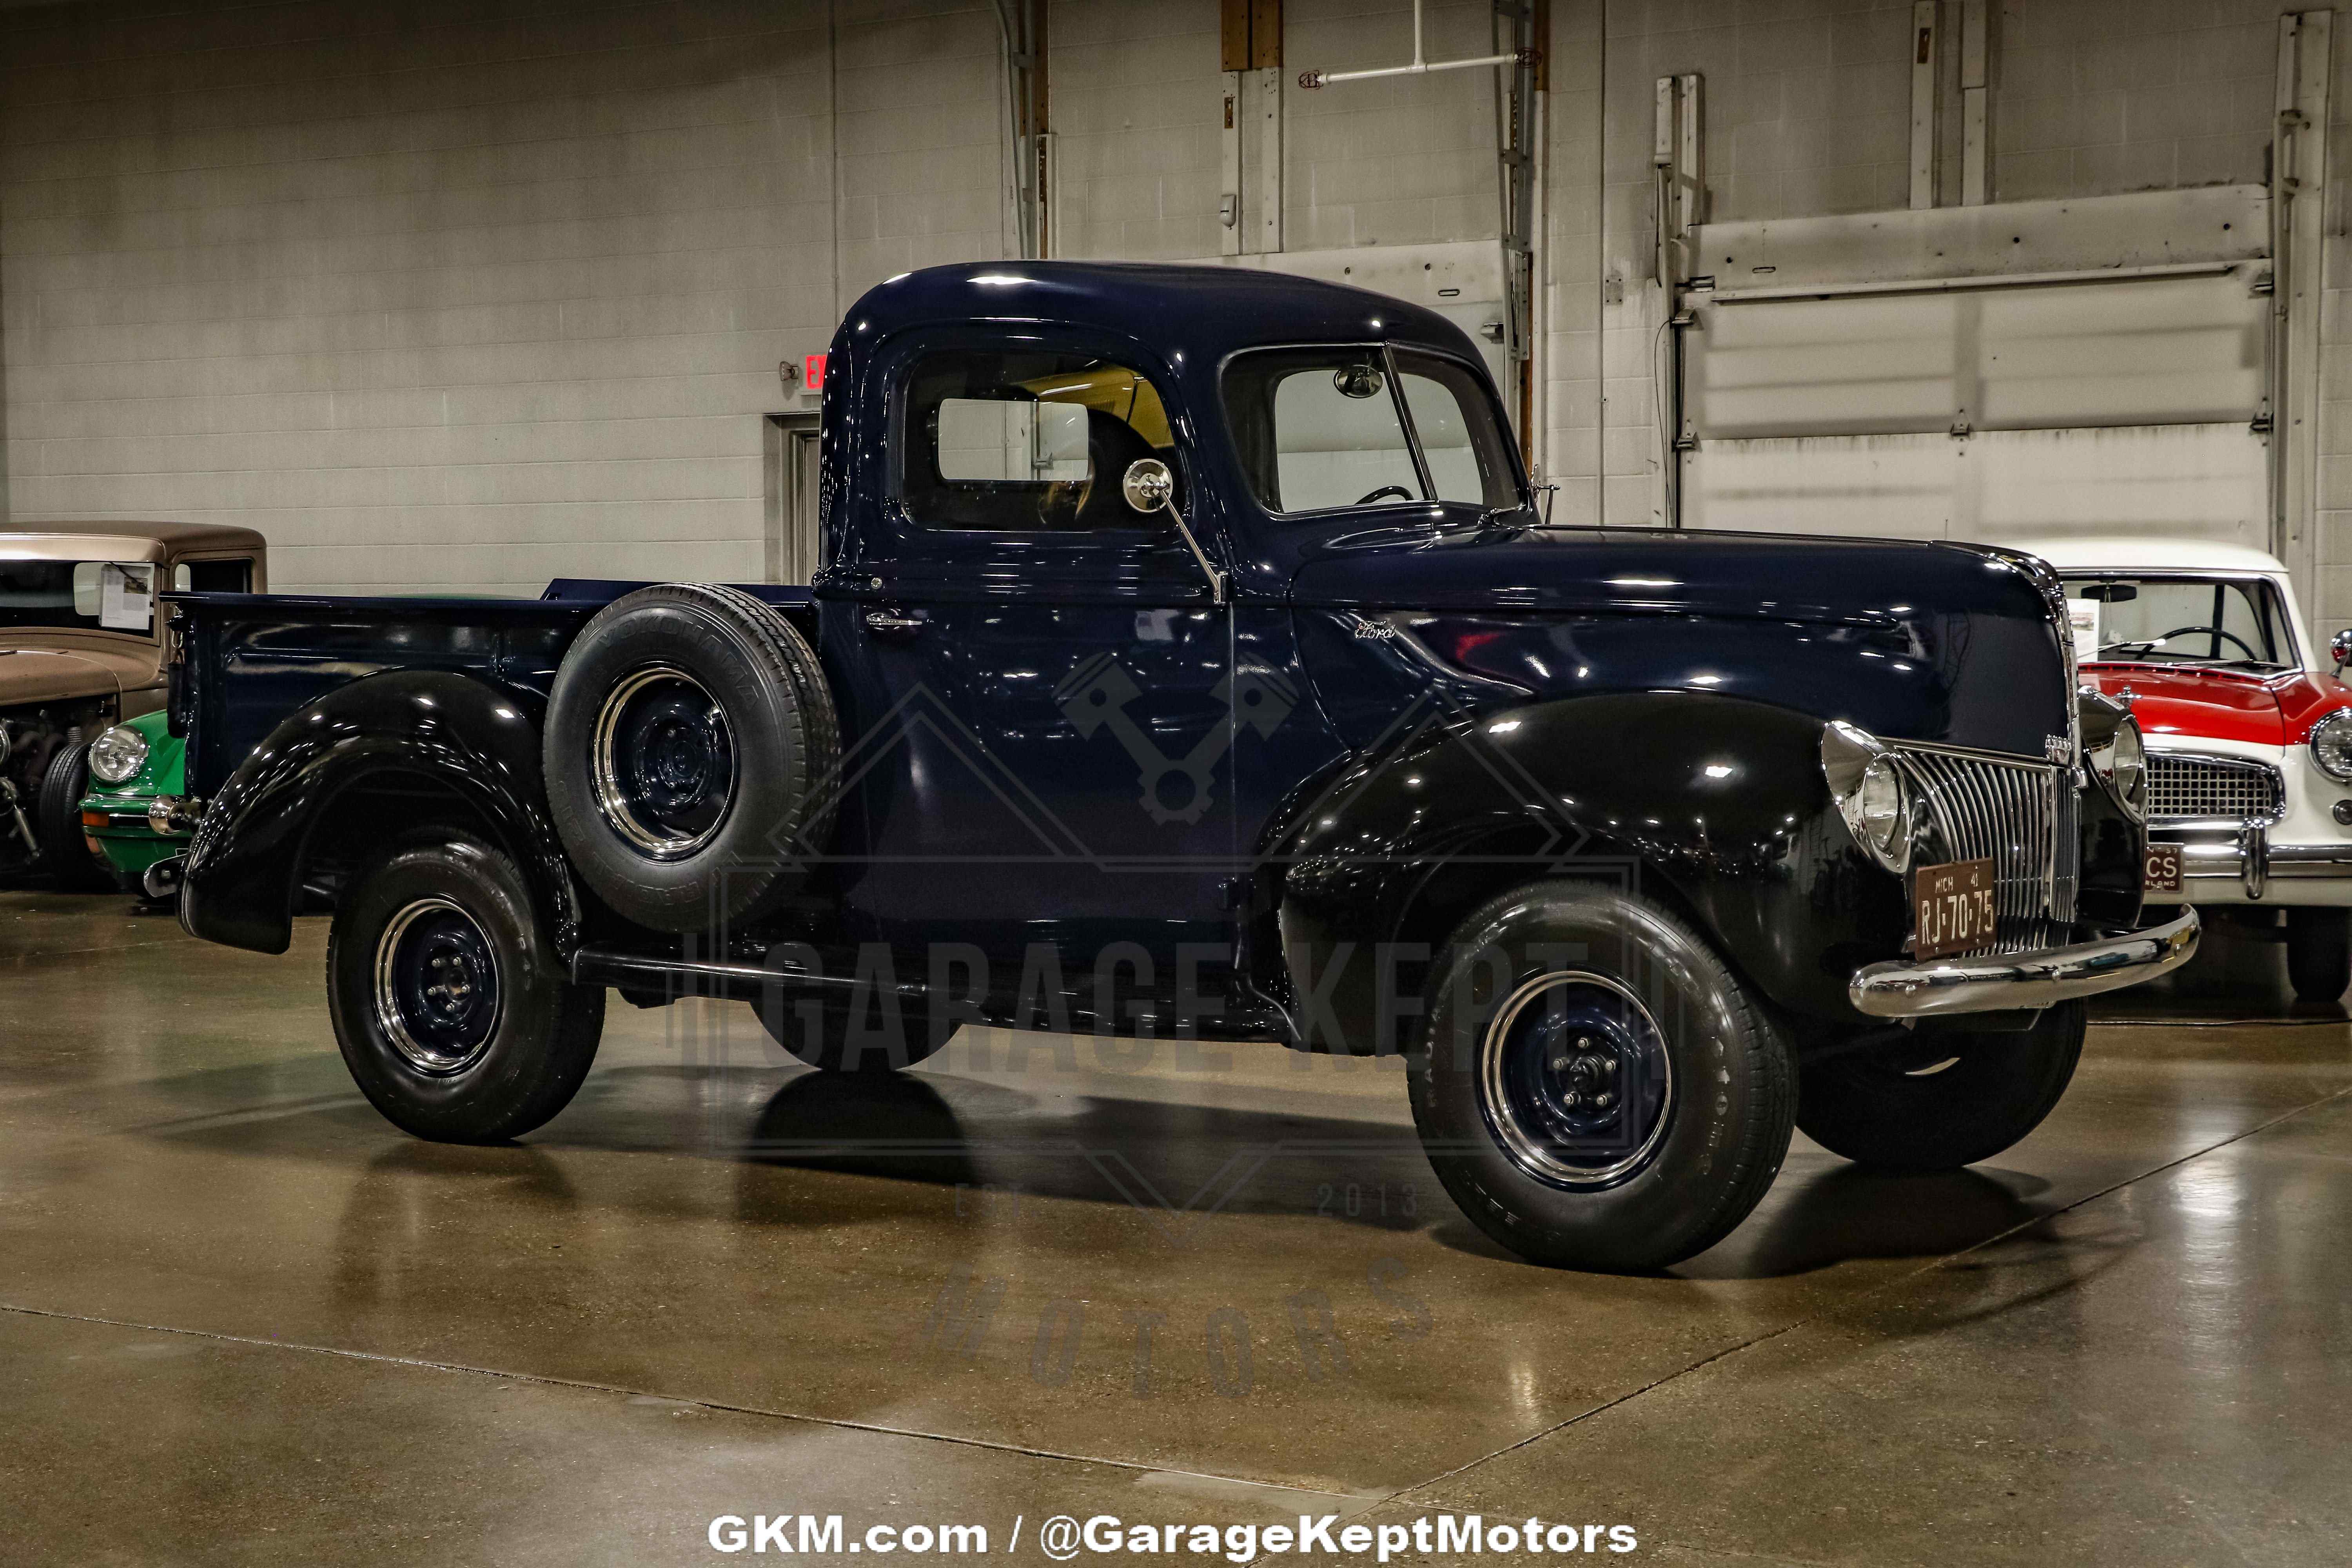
[171,262,2195,1271]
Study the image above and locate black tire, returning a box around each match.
[750,988,951,1074]
[1407,882,1796,1272]
[327,837,606,1143]
[1796,1002,2084,1171]
[543,583,839,934]
[37,740,113,889]
[2286,908,2351,1004]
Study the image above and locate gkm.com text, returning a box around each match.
[708,1512,1641,1559]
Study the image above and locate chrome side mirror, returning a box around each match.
[1122,458,1226,606]
[2332,627,2352,672]
[1122,456,1176,515]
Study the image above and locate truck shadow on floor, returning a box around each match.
[727,1069,2105,1283]
[118,1056,2143,1285]
[1688,1163,2054,1278]
[733,1067,1434,1239]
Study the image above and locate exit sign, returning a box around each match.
[804,353,827,391]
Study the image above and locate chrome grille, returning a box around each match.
[2145,753,2282,825]
[1892,746,2078,951]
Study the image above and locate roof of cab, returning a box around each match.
[838,260,1473,364]
[0,520,268,561]
[2011,535,2288,577]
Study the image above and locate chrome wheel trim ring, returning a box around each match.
[589,664,737,860]
[373,897,504,1076]
[1478,969,1676,1189]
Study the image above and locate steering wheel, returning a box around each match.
[2114,624,2263,661]
[1354,485,1415,506]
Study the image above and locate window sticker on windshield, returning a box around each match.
[2065,599,2100,665]
[99,563,154,631]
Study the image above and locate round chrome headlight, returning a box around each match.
[2107,716,2146,818]
[2312,710,2352,783]
[86,724,150,785]
[1855,755,1912,869]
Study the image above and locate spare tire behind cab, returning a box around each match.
[544,583,839,934]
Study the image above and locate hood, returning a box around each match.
[2080,664,2352,747]
[1287,524,2074,759]
[1288,523,2057,623]
[0,647,127,707]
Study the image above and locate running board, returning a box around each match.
[568,944,1281,1042]
[569,947,931,1006]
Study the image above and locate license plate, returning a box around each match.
[2144,843,2182,894]
[1913,857,1996,960]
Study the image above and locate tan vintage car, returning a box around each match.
[0,521,266,885]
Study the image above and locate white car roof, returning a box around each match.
[2010,536,2289,577]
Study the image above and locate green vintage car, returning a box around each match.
[77,709,194,897]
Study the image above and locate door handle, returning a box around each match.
[862,607,927,640]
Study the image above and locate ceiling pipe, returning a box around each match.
[1298,0,1521,88]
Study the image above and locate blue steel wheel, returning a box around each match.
[590,665,738,859]
[373,897,505,1075]
[329,838,604,1143]
[1481,971,1673,1189]
[1406,881,1794,1272]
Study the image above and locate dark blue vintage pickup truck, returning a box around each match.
[167,262,2198,1271]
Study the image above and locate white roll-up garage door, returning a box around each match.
[1675,187,2273,550]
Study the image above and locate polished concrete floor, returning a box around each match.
[2,890,2347,1566]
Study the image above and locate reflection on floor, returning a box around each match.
[1,890,2347,1566]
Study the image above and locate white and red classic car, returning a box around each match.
[2024,537,2352,1002]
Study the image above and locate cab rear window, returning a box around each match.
[897,349,1173,532]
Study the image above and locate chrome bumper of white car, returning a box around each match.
[1848,910,2202,1020]
[2155,821,2352,901]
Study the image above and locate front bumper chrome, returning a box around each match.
[1848,910,2201,1019]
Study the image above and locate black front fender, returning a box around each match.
[180,670,577,956]
[1271,691,1898,1047]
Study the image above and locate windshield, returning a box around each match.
[2058,574,2296,670]
[0,559,158,634]
[1222,346,1521,517]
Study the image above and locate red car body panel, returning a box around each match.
[2078,664,2352,746]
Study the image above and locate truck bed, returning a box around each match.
[169,580,814,798]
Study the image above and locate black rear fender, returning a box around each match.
[1271,691,1893,1049]
[180,670,578,956]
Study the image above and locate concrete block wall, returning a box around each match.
[1559,0,2352,550]
[1283,0,1502,250]
[1995,0,2279,200]
[0,0,1000,594]
[2313,10,2352,645]
[0,248,9,524]
[0,0,1521,588]
[1051,0,1511,262]
[835,0,1009,290]
[1,0,2348,604]
[1541,0,1604,517]
[1047,0,1224,261]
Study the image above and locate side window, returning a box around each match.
[1222,347,1519,514]
[1397,357,1513,506]
[1221,352,1422,514]
[175,558,252,593]
[898,349,1172,531]
[1267,361,1421,513]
